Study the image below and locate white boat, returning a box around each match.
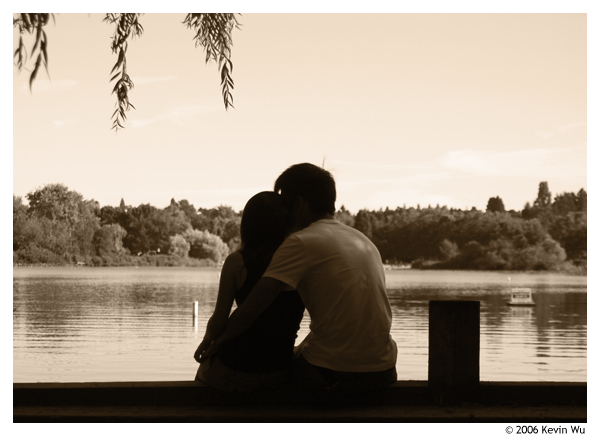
[507,287,536,306]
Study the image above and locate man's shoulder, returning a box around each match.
[312,219,368,239]
[295,220,374,252]
[301,218,346,234]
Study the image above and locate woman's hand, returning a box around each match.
[193,251,241,364]
[193,339,211,363]
[193,338,221,364]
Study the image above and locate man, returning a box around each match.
[196,163,397,391]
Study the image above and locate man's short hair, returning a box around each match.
[274,163,336,216]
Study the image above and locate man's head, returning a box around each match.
[274,163,336,229]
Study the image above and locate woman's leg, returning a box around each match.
[195,354,289,393]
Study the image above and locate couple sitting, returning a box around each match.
[194,163,398,393]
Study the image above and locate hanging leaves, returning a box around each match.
[103,13,144,131]
[14,13,239,130]
[183,13,239,110]
[13,13,53,90]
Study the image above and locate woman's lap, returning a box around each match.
[195,354,290,393]
[195,350,397,394]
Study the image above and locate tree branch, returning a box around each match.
[103,13,144,132]
[183,13,240,110]
[13,13,53,89]
[14,13,239,130]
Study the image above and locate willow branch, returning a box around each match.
[104,13,144,131]
[183,13,239,110]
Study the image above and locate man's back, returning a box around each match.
[264,219,398,372]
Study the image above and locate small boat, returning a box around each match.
[507,287,536,306]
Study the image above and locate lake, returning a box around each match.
[13,267,587,383]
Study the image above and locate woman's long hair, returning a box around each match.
[238,191,291,267]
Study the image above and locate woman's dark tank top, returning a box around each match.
[216,250,305,373]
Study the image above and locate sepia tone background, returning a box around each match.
[13,13,586,214]
[11,9,592,387]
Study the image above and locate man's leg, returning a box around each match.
[291,351,397,392]
[332,365,397,392]
[291,352,339,390]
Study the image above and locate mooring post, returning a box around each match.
[428,300,480,404]
[193,301,198,319]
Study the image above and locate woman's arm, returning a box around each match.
[197,277,287,363]
[193,251,244,361]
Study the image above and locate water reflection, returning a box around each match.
[13,267,586,383]
[510,306,533,319]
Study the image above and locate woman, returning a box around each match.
[193,191,305,393]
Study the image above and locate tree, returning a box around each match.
[24,184,101,259]
[354,209,374,239]
[72,200,101,258]
[121,203,190,254]
[182,228,229,263]
[13,196,28,251]
[548,212,587,265]
[534,181,552,208]
[177,199,198,222]
[26,183,84,226]
[486,196,506,213]
[221,219,241,247]
[169,234,191,257]
[13,215,71,265]
[121,204,158,254]
[194,205,241,243]
[552,192,578,214]
[13,13,239,131]
[17,216,72,261]
[93,224,127,257]
[439,239,459,261]
[576,188,587,212]
[522,201,535,220]
[335,205,355,227]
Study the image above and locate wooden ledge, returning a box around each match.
[13,380,586,407]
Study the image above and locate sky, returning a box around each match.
[11,10,590,215]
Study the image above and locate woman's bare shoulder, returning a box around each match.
[222,251,246,287]
[223,250,244,269]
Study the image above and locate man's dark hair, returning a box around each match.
[274,163,336,216]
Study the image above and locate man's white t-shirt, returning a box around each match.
[263,219,398,372]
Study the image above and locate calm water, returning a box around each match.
[13,267,587,383]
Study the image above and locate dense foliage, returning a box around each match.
[347,183,586,272]
[13,184,240,267]
[13,182,586,272]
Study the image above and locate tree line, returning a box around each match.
[13,182,586,272]
[13,184,240,267]
[343,182,586,272]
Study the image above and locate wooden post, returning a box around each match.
[428,300,480,404]
[192,301,199,331]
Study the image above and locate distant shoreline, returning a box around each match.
[12,254,219,269]
[13,262,586,276]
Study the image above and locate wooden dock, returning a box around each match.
[13,380,586,422]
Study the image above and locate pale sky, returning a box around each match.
[11,10,590,214]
